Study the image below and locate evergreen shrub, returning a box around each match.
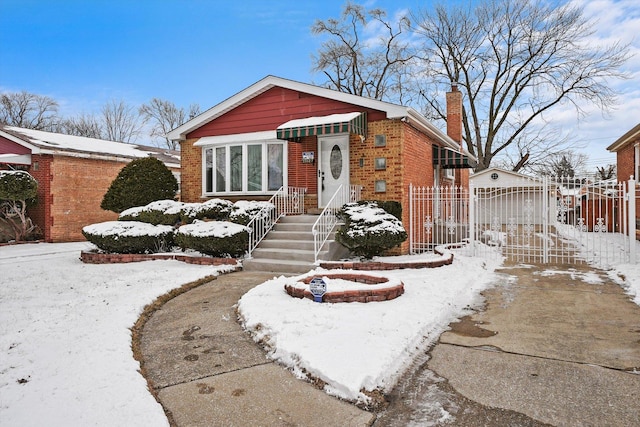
[336,201,407,258]
[229,200,275,225]
[174,221,249,257]
[82,221,174,254]
[119,200,183,225]
[180,198,234,223]
[101,157,178,213]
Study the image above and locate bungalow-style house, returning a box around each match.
[0,125,180,242]
[167,75,476,257]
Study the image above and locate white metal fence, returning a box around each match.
[409,176,637,267]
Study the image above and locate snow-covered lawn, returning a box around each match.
[0,242,234,427]
[1,238,639,425]
[238,251,501,403]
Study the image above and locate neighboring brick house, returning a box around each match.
[607,122,640,229]
[167,75,476,254]
[0,126,180,242]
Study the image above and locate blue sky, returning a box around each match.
[1,0,639,169]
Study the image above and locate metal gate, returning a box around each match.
[409,176,636,267]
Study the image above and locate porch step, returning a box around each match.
[243,214,348,275]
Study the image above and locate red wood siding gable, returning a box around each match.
[187,86,387,139]
[0,135,32,155]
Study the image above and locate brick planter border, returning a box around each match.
[284,273,404,303]
[319,246,454,271]
[80,250,239,267]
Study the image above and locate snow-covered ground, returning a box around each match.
[1,238,639,425]
[238,251,501,403]
[0,242,234,427]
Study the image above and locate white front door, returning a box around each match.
[318,135,350,208]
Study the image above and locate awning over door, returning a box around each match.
[276,112,367,140]
[433,145,477,169]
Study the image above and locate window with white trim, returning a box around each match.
[203,141,285,195]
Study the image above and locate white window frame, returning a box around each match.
[444,167,455,180]
[197,131,287,196]
[635,143,639,181]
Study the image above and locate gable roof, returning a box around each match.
[607,122,640,152]
[0,126,180,167]
[166,75,474,157]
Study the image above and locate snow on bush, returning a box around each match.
[91,198,273,256]
[336,201,408,258]
[179,198,234,223]
[230,200,275,225]
[119,200,184,225]
[82,221,174,254]
[174,221,249,257]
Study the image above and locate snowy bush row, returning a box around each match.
[83,199,274,256]
[118,198,273,226]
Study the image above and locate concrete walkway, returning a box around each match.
[138,271,375,427]
[139,264,640,426]
[424,263,640,426]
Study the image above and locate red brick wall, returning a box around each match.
[26,154,53,241]
[180,138,202,203]
[48,156,123,242]
[615,142,640,224]
[617,143,635,183]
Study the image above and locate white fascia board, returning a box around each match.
[194,130,279,147]
[0,153,32,165]
[0,130,41,154]
[607,122,640,152]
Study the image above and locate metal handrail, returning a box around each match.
[247,186,306,257]
[312,184,362,262]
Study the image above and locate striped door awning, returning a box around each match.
[433,145,477,169]
[276,112,367,140]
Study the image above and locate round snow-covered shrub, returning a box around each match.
[230,200,275,225]
[82,221,174,254]
[119,200,184,225]
[174,221,249,257]
[179,198,234,223]
[100,156,178,213]
[336,201,408,258]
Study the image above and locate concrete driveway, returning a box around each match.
[376,263,640,426]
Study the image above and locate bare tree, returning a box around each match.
[0,91,60,130]
[412,0,630,171]
[311,2,420,104]
[532,151,588,177]
[595,164,616,181]
[101,100,144,143]
[57,113,104,139]
[139,99,200,150]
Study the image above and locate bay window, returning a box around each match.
[202,139,285,195]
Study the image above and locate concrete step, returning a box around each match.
[251,247,317,262]
[258,239,315,251]
[278,214,319,224]
[244,214,348,274]
[242,258,316,275]
[267,230,314,241]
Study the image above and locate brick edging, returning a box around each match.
[284,273,404,303]
[319,247,454,271]
[80,250,239,266]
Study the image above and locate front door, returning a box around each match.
[318,135,350,208]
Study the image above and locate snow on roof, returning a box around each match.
[1,126,180,166]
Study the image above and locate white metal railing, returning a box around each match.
[312,184,362,262]
[247,186,306,257]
